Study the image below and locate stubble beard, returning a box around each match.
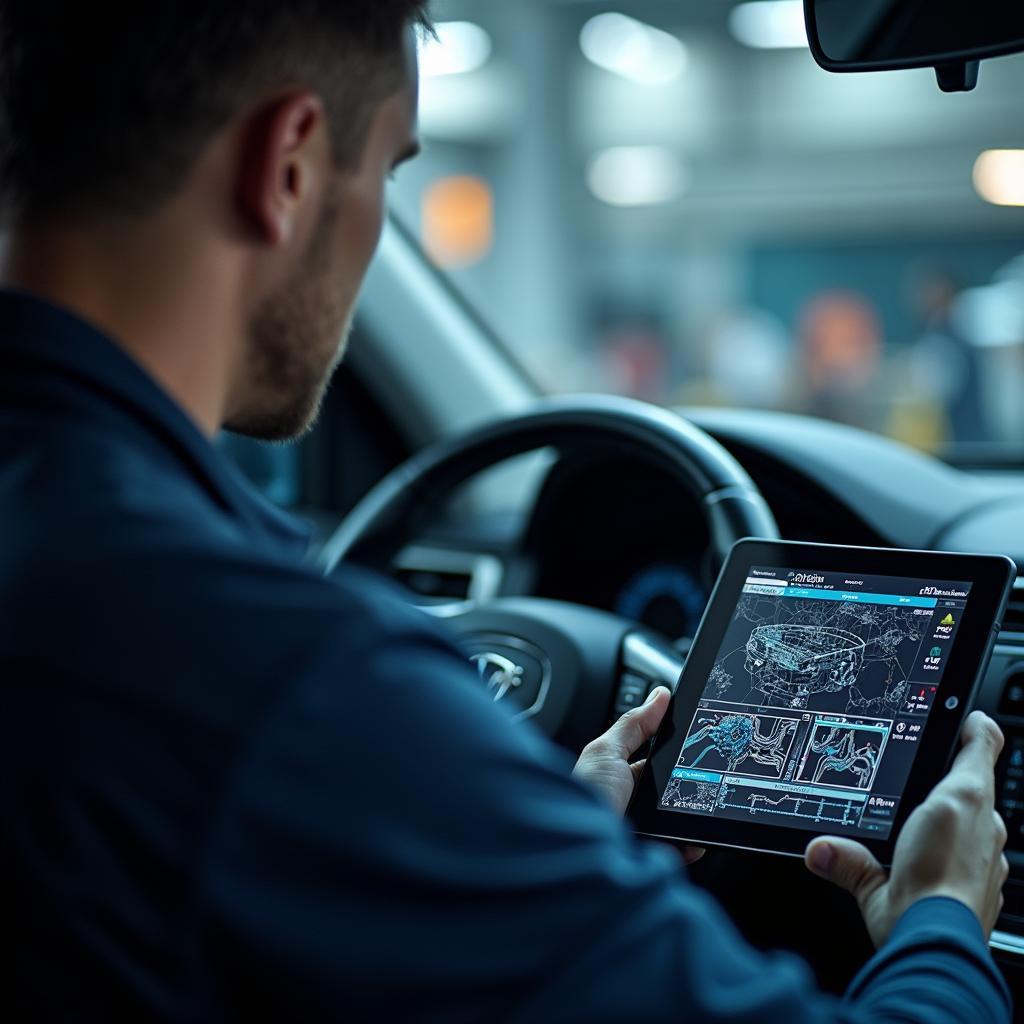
[227,187,352,443]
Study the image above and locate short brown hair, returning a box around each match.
[0,1,430,223]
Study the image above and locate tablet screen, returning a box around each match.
[658,565,972,841]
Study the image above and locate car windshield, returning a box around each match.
[390,0,1024,465]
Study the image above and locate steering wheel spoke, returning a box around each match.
[614,631,688,716]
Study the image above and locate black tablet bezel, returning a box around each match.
[628,539,1016,865]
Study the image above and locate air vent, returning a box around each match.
[1003,579,1024,635]
[392,545,503,604]
[998,667,1024,717]
[394,566,475,601]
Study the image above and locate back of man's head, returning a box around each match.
[0,1,430,226]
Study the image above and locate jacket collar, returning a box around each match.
[0,287,312,559]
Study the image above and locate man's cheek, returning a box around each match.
[359,181,387,260]
[354,173,385,243]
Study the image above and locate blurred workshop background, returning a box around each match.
[389,0,1024,464]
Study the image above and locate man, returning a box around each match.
[0,3,1011,1021]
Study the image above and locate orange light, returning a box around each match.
[422,176,494,268]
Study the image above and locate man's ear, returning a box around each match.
[236,91,328,247]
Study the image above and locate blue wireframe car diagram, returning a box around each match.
[744,624,866,709]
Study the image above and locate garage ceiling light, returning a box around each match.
[586,147,687,207]
[580,13,688,86]
[420,21,493,78]
[729,1,808,50]
[973,150,1024,207]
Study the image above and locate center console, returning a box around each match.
[982,582,1024,975]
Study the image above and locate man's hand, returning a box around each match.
[573,686,705,865]
[805,710,1009,947]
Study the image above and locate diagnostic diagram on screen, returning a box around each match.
[679,711,797,778]
[711,592,925,717]
[717,776,866,827]
[796,720,886,790]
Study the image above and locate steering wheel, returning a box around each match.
[320,395,780,751]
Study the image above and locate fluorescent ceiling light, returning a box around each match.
[420,21,492,78]
[587,147,686,207]
[973,150,1024,207]
[580,13,687,86]
[729,1,808,50]
[419,66,521,142]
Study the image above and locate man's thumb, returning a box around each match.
[601,686,671,759]
[805,836,886,904]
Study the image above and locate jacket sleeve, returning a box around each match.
[195,624,1012,1024]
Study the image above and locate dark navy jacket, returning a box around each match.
[0,290,1012,1022]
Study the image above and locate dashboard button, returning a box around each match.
[615,673,650,714]
[1002,880,1024,921]
[620,672,648,694]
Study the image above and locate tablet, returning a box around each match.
[629,540,1016,865]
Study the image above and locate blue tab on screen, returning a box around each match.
[672,768,723,784]
[782,587,937,608]
[723,776,869,802]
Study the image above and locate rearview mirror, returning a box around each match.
[805,1,1024,92]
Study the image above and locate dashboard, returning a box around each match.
[519,411,904,639]
[522,452,715,641]
[519,407,1024,623]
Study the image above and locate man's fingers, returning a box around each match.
[597,687,671,760]
[651,839,706,867]
[805,836,887,908]
[958,710,1004,764]
[942,711,1004,791]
